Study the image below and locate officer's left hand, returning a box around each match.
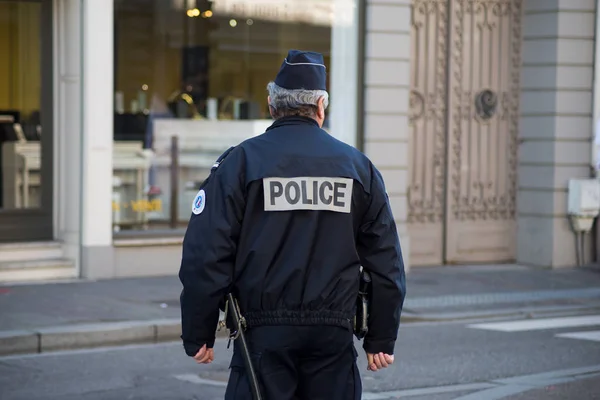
[193,344,215,364]
[367,352,394,371]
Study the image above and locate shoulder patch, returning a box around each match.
[211,146,236,172]
[263,177,353,213]
[192,189,206,215]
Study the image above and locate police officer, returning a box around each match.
[179,49,406,400]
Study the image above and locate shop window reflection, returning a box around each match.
[112,0,333,234]
[0,2,43,211]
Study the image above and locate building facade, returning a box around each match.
[364,0,597,269]
[0,0,597,283]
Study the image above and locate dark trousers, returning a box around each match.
[224,325,362,400]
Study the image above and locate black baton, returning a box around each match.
[226,293,263,400]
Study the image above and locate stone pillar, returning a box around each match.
[330,0,360,147]
[363,0,412,270]
[517,0,595,267]
[55,0,82,271]
[80,0,115,278]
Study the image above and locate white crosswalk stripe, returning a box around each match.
[467,314,600,343]
[467,315,600,332]
[555,330,600,342]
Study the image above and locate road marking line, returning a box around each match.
[452,384,533,400]
[173,365,600,399]
[173,374,228,387]
[467,315,600,332]
[0,342,182,361]
[455,365,600,400]
[361,382,497,399]
[555,329,600,342]
[0,338,231,361]
[172,375,497,399]
[492,364,600,385]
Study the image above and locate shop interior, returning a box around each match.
[111,0,333,234]
[0,1,42,213]
[0,0,335,237]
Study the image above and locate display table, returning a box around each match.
[1,142,41,209]
[151,119,271,222]
[112,142,153,230]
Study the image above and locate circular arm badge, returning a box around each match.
[192,189,206,215]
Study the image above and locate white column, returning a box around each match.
[517,0,595,267]
[329,0,359,147]
[54,0,82,271]
[593,0,600,176]
[362,0,412,271]
[593,0,600,265]
[80,0,114,278]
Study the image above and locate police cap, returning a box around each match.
[274,49,327,91]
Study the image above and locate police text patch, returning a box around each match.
[263,177,353,213]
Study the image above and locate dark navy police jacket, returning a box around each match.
[179,116,406,357]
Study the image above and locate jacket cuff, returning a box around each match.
[182,337,216,357]
[363,337,395,355]
[183,341,201,357]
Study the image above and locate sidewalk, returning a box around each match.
[1,264,599,356]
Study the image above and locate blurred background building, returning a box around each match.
[0,0,597,282]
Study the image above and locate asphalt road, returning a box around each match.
[1,314,599,400]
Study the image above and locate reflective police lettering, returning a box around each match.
[269,181,284,205]
[263,177,353,213]
[319,181,333,205]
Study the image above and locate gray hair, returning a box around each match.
[266,81,329,119]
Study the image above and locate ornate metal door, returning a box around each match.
[407,0,449,266]
[408,0,522,266]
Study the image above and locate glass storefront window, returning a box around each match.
[0,0,53,242]
[0,1,42,210]
[112,0,355,235]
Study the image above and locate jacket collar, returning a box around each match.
[266,116,320,131]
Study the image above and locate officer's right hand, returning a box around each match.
[366,352,394,371]
[193,344,214,364]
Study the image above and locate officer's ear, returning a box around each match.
[268,96,276,119]
[316,96,325,121]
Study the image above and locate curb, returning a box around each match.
[3,304,598,357]
[0,319,230,357]
[402,304,600,324]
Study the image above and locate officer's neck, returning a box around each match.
[272,115,322,128]
[315,115,324,128]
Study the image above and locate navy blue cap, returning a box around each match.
[274,50,327,91]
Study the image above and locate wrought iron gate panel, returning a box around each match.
[408,0,449,265]
[445,0,520,263]
[408,0,521,265]
[448,0,519,222]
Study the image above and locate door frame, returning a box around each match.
[0,0,53,242]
